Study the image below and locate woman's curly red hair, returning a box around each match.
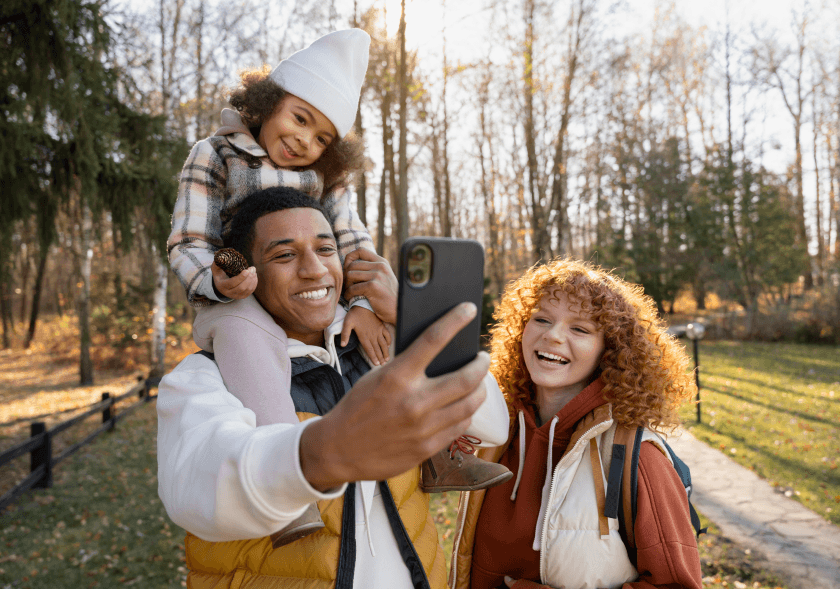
[489,258,695,431]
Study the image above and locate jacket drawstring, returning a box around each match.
[532,416,559,551]
[510,411,527,501]
[358,481,376,557]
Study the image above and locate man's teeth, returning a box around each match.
[298,288,328,300]
[537,351,569,364]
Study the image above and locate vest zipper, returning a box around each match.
[449,489,472,588]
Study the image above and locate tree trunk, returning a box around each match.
[829,132,839,261]
[793,116,813,288]
[430,122,443,235]
[18,236,31,325]
[354,106,367,226]
[549,0,586,257]
[440,22,452,237]
[150,244,168,379]
[351,0,367,228]
[194,2,206,139]
[24,247,48,349]
[522,0,544,263]
[477,71,504,297]
[79,204,94,385]
[812,92,824,285]
[377,164,387,254]
[113,227,124,311]
[836,45,840,261]
[394,0,409,247]
[1,280,10,349]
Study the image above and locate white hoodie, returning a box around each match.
[157,306,509,588]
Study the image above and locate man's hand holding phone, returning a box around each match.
[300,303,489,490]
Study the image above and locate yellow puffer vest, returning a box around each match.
[184,461,446,588]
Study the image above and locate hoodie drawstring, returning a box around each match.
[532,416,559,551]
[357,481,376,557]
[510,411,527,501]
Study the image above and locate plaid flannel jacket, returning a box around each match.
[167,110,373,307]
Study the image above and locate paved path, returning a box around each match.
[668,429,840,589]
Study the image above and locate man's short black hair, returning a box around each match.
[224,186,334,265]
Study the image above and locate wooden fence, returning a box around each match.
[0,375,161,513]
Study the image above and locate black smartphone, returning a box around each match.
[395,237,485,377]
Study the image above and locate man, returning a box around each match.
[157,186,509,589]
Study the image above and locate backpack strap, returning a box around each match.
[194,350,216,362]
[609,425,642,551]
[605,422,707,564]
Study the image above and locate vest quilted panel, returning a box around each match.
[187,568,332,589]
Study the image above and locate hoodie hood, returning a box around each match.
[508,376,605,433]
[286,306,347,371]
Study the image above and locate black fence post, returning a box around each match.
[102,392,115,432]
[30,422,52,489]
[137,375,145,400]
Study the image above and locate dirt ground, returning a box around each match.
[0,317,198,500]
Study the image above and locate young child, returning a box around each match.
[167,29,509,547]
[449,258,702,589]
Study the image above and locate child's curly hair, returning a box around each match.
[228,66,366,193]
[489,257,695,432]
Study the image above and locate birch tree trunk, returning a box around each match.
[79,203,93,385]
[150,244,168,379]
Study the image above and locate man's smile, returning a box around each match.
[295,286,331,300]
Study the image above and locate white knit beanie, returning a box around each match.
[269,29,370,138]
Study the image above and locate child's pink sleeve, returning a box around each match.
[192,296,297,427]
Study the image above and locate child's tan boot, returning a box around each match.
[269,503,325,548]
[420,435,513,492]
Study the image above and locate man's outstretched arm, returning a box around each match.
[156,355,344,542]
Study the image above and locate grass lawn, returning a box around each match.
[0,401,187,588]
[0,400,789,589]
[679,340,840,526]
[4,338,829,588]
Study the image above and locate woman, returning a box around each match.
[450,258,703,589]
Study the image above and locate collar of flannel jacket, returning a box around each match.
[214,108,270,159]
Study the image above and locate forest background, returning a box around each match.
[2,0,840,386]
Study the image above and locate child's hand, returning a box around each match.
[343,248,398,325]
[211,263,258,300]
[342,306,392,366]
